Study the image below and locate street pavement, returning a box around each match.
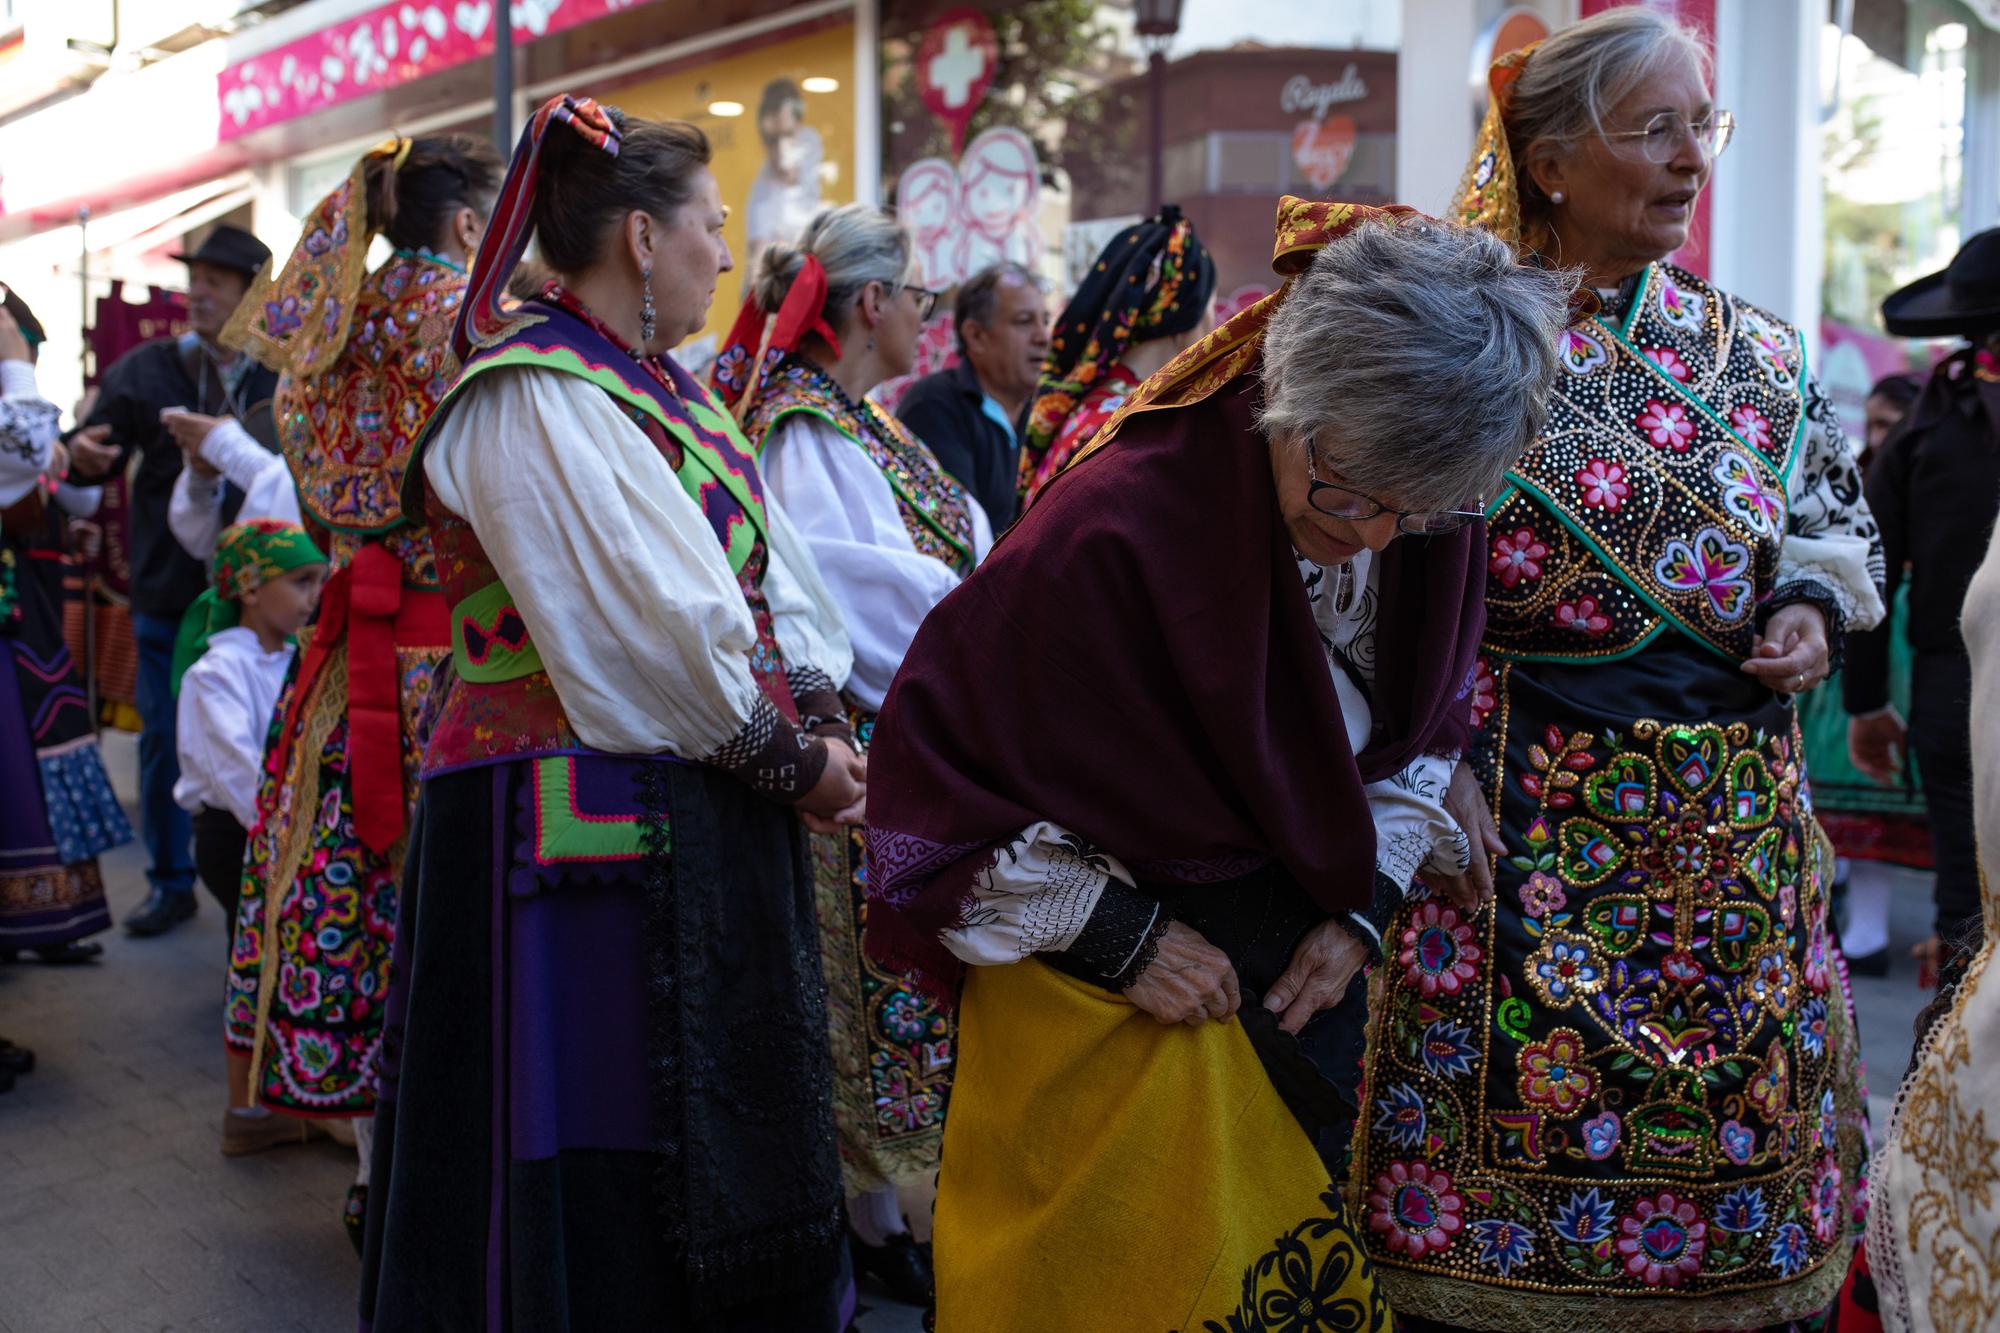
[0,733,1939,1332]
[0,732,924,1333]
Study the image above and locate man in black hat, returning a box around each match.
[1847,226,2000,967]
[65,222,279,937]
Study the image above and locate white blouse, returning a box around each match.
[942,548,1468,966]
[760,412,994,711]
[173,626,295,828]
[1,359,101,515]
[168,417,300,560]
[423,364,852,759]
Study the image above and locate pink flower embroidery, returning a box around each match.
[1469,657,1498,728]
[1516,1027,1596,1115]
[1644,346,1693,382]
[1519,871,1567,916]
[1490,527,1547,587]
[1399,900,1482,997]
[1367,1160,1464,1257]
[1637,399,1696,451]
[1555,597,1611,635]
[1617,1192,1708,1287]
[1810,1155,1844,1243]
[1575,459,1630,511]
[1729,402,1773,452]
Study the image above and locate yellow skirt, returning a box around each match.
[937,958,1389,1332]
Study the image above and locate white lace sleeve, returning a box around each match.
[941,821,1134,967]
[1780,373,1886,631]
[1368,753,1471,892]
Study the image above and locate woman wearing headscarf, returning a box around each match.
[1017,203,1217,508]
[716,201,990,1304]
[160,135,503,1241]
[359,96,860,1330]
[861,198,1572,1330]
[0,289,131,971]
[1351,11,1884,1330]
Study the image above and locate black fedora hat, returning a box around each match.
[1882,227,2000,337]
[169,223,271,279]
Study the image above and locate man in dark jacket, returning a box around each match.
[65,223,276,937]
[1847,227,2000,964]
[895,262,1049,532]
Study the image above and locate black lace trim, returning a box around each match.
[1763,579,1848,675]
[705,696,828,801]
[1042,880,1168,992]
[791,682,852,746]
[636,761,684,1252]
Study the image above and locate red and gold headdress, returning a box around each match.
[1451,42,1549,257]
[709,254,846,422]
[223,137,412,377]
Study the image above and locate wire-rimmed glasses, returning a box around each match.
[1305,441,1484,536]
[1601,109,1735,163]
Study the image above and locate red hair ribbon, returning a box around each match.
[711,253,845,420]
[451,93,622,364]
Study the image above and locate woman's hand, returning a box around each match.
[798,738,865,820]
[1125,921,1240,1026]
[800,747,866,833]
[1263,918,1369,1036]
[1741,603,1830,695]
[1421,762,1501,914]
[1848,709,1907,785]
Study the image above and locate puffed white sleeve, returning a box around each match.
[0,359,58,506]
[173,657,269,828]
[760,483,855,697]
[424,366,768,759]
[169,418,299,560]
[942,820,1129,966]
[1780,373,1886,632]
[760,413,968,709]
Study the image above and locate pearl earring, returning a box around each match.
[638,262,656,352]
[1550,190,1566,205]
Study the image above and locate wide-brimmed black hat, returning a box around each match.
[169,223,271,278]
[1882,227,2000,337]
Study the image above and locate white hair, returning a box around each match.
[753,202,916,322]
[1258,219,1574,512]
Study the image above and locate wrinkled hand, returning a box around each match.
[797,737,865,820]
[1741,603,1830,695]
[1422,761,1501,914]
[66,424,119,478]
[0,305,29,363]
[1848,709,1907,786]
[1263,918,1369,1036]
[1125,920,1240,1026]
[801,746,866,833]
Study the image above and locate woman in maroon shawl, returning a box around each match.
[860,199,1572,1329]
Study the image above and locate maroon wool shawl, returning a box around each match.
[861,371,1487,1000]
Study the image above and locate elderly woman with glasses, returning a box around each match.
[859,198,1571,1329]
[1350,11,1884,1332]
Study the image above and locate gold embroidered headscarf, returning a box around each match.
[1451,43,1552,259]
[223,138,412,378]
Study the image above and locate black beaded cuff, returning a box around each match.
[1042,880,1170,993]
[1338,873,1408,964]
[1763,580,1849,676]
[792,686,854,747]
[706,696,829,803]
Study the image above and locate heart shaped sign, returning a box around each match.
[1291,115,1357,192]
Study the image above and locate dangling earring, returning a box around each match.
[1550,190,1566,205]
[638,262,656,352]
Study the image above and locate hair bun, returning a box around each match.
[753,242,807,315]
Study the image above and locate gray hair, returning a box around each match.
[753,203,915,326]
[1258,219,1574,512]
[1508,7,1711,203]
[953,261,1039,351]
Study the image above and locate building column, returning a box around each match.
[1709,0,1823,336]
[1397,0,1481,214]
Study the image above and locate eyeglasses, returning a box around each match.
[1306,441,1484,536]
[902,285,940,320]
[1601,109,1735,163]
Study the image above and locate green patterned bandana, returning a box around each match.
[171,519,326,694]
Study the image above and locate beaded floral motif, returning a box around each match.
[1355,707,1866,1316]
[1484,264,1806,664]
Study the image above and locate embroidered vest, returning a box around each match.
[1483,264,1807,664]
[412,298,793,776]
[277,253,467,588]
[742,358,977,576]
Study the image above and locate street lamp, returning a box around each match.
[1135,0,1184,213]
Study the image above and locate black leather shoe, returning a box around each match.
[23,941,103,964]
[0,1039,33,1075]
[125,888,197,937]
[850,1230,935,1306]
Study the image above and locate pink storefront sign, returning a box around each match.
[217,0,649,141]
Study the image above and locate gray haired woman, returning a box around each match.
[857,199,1569,1329]
[1352,10,1884,1331]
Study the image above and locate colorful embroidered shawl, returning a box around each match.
[741,357,976,575]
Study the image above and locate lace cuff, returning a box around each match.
[786,666,853,746]
[1042,880,1170,992]
[704,694,828,802]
